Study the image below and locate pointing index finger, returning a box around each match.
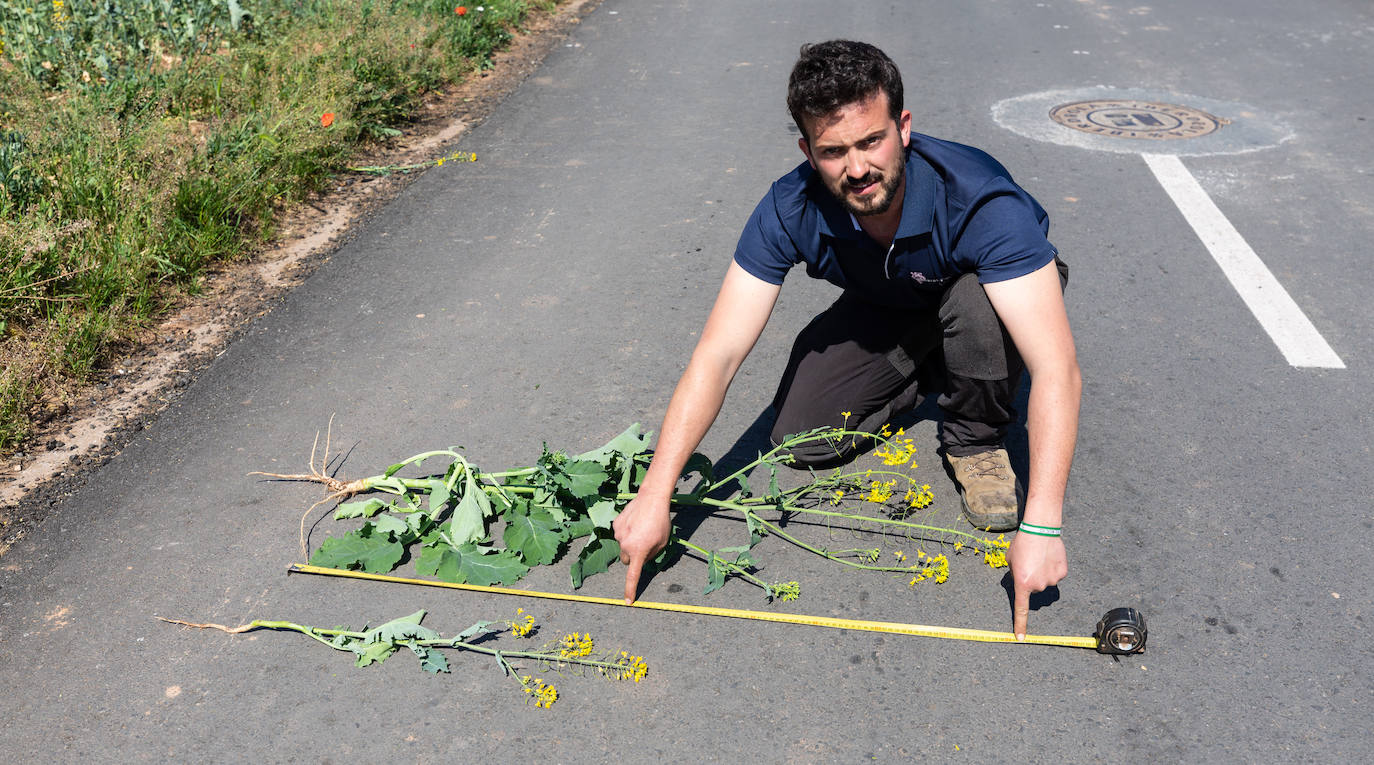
[1013,583,1030,641]
[623,554,644,605]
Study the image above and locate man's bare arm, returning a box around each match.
[982,259,1082,638]
[613,262,781,603]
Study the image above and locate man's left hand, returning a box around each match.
[1008,532,1068,640]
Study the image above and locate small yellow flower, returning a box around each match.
[558,632,595,657]
[508,610,536,638]
[863,479,897,503]
[523,677,558,708]
[930,554,950,583]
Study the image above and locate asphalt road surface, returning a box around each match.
[2,0,1370,760]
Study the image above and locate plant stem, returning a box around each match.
[245,621,632,673]
[674,538,773,592]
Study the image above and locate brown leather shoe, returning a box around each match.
[945,448,1022,531]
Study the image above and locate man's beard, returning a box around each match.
[835,168,903,217]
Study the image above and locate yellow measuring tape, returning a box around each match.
[289,563,1099,650]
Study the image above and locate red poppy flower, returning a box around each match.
[320,113,335,128]
[455,6,467,14]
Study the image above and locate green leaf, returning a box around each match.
[587,498,619,529]
[704,553,726,595]
[456,621,498,642]
[416,544,463,582]
[557,459,611,501]
[417,543,530,586]
[574,423,650,466]
[428,478,452,517]
[682,452,714,494]
[459,548,530,586]
[503,506,563,566]
[649,535,683,572]
[364,610,439,643]
[329,633,355,650]
[335,498,393,520]
[404,511,431,540]
[411,644,450,674]
[310,525,404,573]
[570,533,620,589]
[447,472,491,545]
[563,516,595,541]
[383,462,407,478]
[354,640,398,667]
[370,514,410,539]
[745,511,765,547]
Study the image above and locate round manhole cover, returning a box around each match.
[1049,99,1229,140]
[993,87,1291,156]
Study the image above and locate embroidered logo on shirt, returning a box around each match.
[910,271,951,287]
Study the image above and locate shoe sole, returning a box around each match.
[960,494,1018,532]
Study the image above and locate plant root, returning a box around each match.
[158,616,254,634]
[247,416,369,559]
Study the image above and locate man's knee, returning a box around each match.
[941,275,1016,380]
[768,421,863,469]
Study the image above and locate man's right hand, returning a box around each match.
[610,263,780,605]
[612,493,672,604]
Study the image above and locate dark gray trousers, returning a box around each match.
[770,259,1067,468]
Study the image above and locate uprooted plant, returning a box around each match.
[254,420,1011,600]
[160,607,646,709]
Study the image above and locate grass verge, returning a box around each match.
[0,0,555,453]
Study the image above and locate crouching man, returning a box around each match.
[613,40,1078,639]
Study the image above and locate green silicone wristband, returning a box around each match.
[1018,522,1062,537]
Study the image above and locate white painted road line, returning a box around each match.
[1141,153,1345,369]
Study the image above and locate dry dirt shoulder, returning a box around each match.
[0,0,601,556]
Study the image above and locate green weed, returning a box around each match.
[0,0,549,453]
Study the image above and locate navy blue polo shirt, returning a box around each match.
[733,132,1057,309]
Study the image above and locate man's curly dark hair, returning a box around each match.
[786,40,904,142]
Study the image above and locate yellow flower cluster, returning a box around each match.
[772,581,801,602]
[521,675,558,708]
[893,550,906,563]
[908,554,949,586]
[980,534,1010,569]
[435,151,478,167]
[902,483,934,509]
[51,0,69,27]
[864,479,897,503]
[615,651,649,683]
[558,632,595,658]
[829,488,845,506]
[874,428,917,467]
[508,608,535,638]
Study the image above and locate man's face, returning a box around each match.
[799,91,912,218]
